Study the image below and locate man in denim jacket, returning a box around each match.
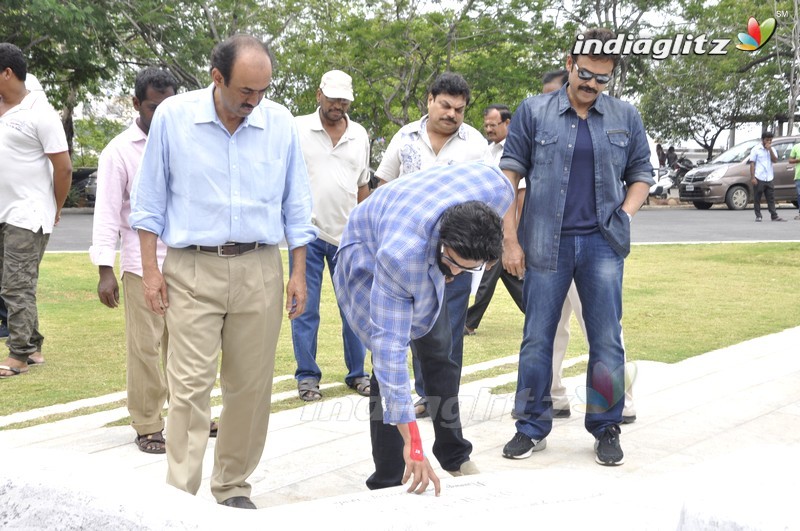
[498,28,653,466]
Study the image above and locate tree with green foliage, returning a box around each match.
[1,0,121,152]
[639,0,787,158]
[72,117,126,167]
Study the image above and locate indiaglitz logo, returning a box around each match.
[736,17,777,51]
[572,33,731,60]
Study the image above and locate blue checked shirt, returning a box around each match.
[130,85,317,249]
[333,162,514,424]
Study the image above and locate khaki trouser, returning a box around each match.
[551,281,636,416]
[162,245,282,502]
[122,272,169,436]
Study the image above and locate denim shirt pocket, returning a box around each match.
[533,131,559,175]
[606,129,630,169]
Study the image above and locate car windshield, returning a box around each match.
[710,140,759,164]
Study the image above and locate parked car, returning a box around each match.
[70,168,97,206]
[679,136,800,210]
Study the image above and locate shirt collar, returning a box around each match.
[194,84,266,130]
[557,83,607,116]
[420,114,469,141]
[310,107,353,138]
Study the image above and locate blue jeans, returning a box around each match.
[290,238,367,385]
[411,272,471,397]
[796,181,800,213]
[515,232,625,440]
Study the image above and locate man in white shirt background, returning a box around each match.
[292,70,371,402]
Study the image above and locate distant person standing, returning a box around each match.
[748,131,785,222]
[292,70,370,401]
[788,140,800,220]
[90,67,179,453]
[0,43,72,378]
[666,145,677,167]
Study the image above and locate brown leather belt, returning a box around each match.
[188,242,260,257]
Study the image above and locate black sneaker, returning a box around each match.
[594,425,624,466]
[502,432,547,459]
[553,407,571,419]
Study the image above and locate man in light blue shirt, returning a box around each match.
[130,34,317,509]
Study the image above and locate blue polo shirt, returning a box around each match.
[562,118,598,235]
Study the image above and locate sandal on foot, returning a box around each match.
[210,420,219,438]
[347,376,371,397]
[135,431,166,454]
[297,378,322,402]
[0,364,29,379]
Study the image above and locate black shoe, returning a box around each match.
[772,217,787,222]
[463,326,476,336]
[414,397,429,418]
[502,432,547,459]
[594,425,624,466]
[219,496,257,509]
[0,322,8,338]
[621,414,637,424]
[553,407,571,419]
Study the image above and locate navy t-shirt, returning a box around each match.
[561,118,598,235]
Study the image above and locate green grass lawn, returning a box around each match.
[1,242,799,419]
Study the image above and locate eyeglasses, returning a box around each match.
[573,64,612,85]
[440,245,486,273]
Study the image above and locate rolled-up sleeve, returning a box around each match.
[499,101,533,178]
[129,111,169,237]
[622,110,655,186]
[282,123,319,249]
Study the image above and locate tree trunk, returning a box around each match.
[60,85,78,157]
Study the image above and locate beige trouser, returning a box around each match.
[122,272,169,436]
[162,245,282,502]
[551,281,636,416]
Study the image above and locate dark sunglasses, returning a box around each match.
[574,64,612,85]
[440,245,486,273]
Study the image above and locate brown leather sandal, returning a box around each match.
[135,431,166,454]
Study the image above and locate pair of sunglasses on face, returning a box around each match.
[574,64,613,85]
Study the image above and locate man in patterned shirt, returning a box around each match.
[333,162,513,495]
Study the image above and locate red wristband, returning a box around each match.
[408,421,423,462]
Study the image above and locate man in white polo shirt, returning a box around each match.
[0,43,72,378]
[292,70,371,401]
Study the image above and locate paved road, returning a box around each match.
[49,203,800,253]
[630,204,800,243]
